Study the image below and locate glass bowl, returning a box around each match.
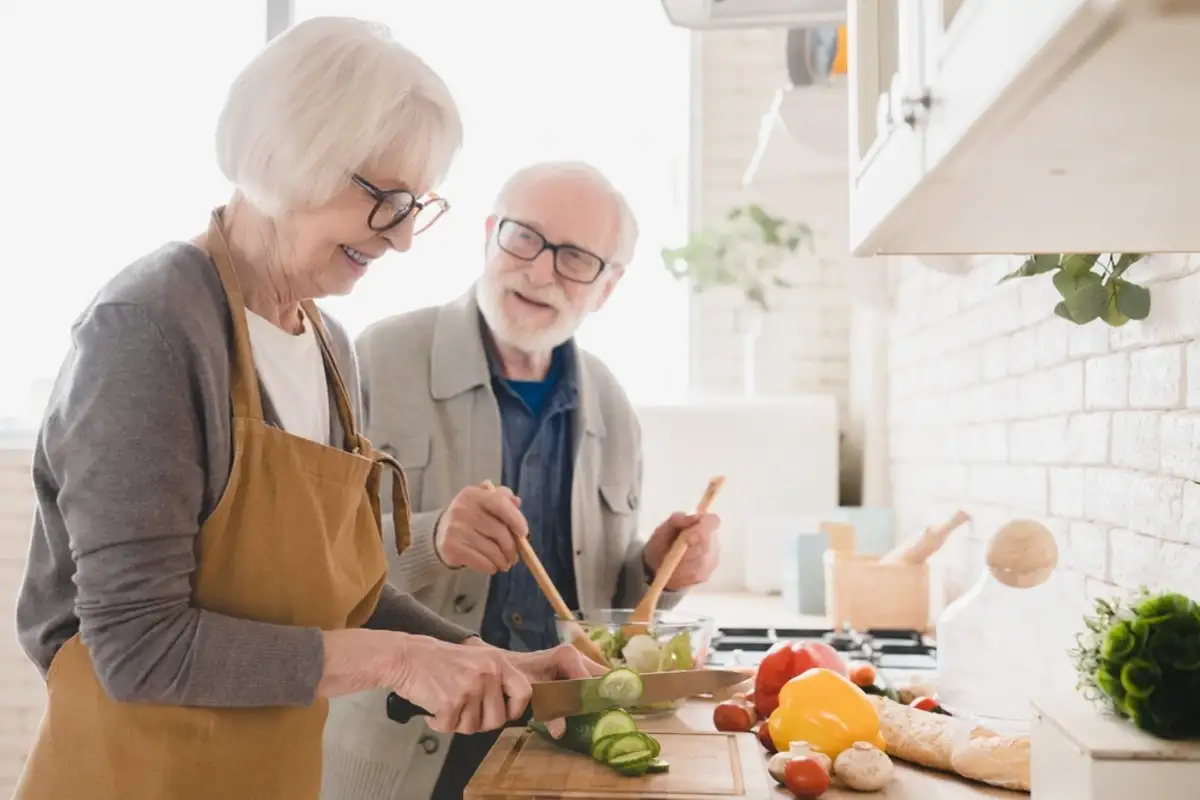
[556,608,715,717]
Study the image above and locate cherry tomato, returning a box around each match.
[754,641,847,718]
[783,756,831,798]
[848,661,878,688]
[910,696,939,712]
[756,722,777,754]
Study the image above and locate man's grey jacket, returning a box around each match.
[320,288,678,800]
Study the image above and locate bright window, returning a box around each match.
[293,1,693,405]
[0,1,266,429]
[0,2,691,432]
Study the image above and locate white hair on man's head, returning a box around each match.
[493,161,639,266]
[215,17,463,216]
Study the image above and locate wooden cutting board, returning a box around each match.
[464,727,772,799]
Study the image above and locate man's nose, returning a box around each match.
[525,247,558,285]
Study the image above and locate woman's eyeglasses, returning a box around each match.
[352,174,449,234]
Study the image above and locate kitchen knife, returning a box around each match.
[385,668,748,725]
[530,668,748,721]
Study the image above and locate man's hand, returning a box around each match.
[641,511,721,591]
[505,644,610,738]
[435,484,528,574]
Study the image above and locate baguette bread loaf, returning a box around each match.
[867,695,1031,791]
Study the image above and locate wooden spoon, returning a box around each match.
[622,476,726,638]
[481,481,609,666]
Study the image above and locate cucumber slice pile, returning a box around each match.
[527,668,669,778]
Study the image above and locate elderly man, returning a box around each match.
[348,161,721,798]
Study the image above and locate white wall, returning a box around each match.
[0,451,44,790]
[692,26,1200,619]
[889,255,1200,609]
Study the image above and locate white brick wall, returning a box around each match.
[888,255,1200,611]
[696,28,1200,626]
[0,451,44,792]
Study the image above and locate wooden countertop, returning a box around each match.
[642,700,1028,799]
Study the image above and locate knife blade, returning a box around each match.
[530,669,748,721]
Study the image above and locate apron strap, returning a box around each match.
[302,300,361,454]
[373,450,412,554]
[205,209,266,422]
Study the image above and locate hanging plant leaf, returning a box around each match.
[998,253,1060,283]
[1061,254,1100,276]
[1101,284,1130,327]
[1054,269,1108,324]
[1112,253,1147,280]
[1112,278,1152,321]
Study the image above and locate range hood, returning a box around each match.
[661,0,846,29]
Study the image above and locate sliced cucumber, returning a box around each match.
[597,667,644,706]
[589,708,637,744]
[645,758,670,773]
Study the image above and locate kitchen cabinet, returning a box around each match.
[849,0,1200,255]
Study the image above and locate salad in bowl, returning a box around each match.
[556,609,715,717]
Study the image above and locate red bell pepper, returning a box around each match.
[753,641,846,718]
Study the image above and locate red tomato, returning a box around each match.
[783,756,831,798]
[756,722,777,754]
[910,696,939,712]
[848,661,878,688]
[753,641,847,718]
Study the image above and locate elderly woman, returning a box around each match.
[13,17,600,800]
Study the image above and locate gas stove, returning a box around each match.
[706,626,938,686]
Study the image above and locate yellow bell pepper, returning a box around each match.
[767,667,886,759]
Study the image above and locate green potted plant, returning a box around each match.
[1069,588,1200,739]
[998,253,1150,327]
[661,204,813,397]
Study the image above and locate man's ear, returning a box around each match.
[592,265,626,311]
[484,215,498,239]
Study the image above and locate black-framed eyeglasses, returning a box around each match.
[494,218,609,285]
[352,174,449,234]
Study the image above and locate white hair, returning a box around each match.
[493,161,639,266]
[215,17,463,216]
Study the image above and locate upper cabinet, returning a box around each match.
[849,0,1200,256]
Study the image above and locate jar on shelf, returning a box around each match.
[935,519,1079,734]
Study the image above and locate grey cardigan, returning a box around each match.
[16,241,472,710]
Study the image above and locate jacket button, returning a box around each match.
[453,594,475,613]
[419,734,439,754]
[627,491,638,510]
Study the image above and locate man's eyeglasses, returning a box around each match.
[352,174,449,234]
[494,218,609,285]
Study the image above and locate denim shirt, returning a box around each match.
[479,336,579,652]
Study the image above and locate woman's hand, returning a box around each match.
[319,629,532,734]
[498,642,609,738]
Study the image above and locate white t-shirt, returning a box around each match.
[245,308,331,444]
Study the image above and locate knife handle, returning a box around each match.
[386,691,432,723]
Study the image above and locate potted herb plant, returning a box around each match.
[661,204,814,397]
[1070,588,1200,739]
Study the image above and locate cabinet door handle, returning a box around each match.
[901,92,932,127]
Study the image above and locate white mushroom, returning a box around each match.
[767,741,832,786]
[833,741,894,792]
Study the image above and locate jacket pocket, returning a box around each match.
[381,435,430,508]
[598,483,637,516]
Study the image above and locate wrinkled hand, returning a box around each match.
[387,634,532,735]
[642,511,721,591]
[504,643,610,738]
[435,484,528,574]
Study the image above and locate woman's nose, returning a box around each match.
[383,225,413,254]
